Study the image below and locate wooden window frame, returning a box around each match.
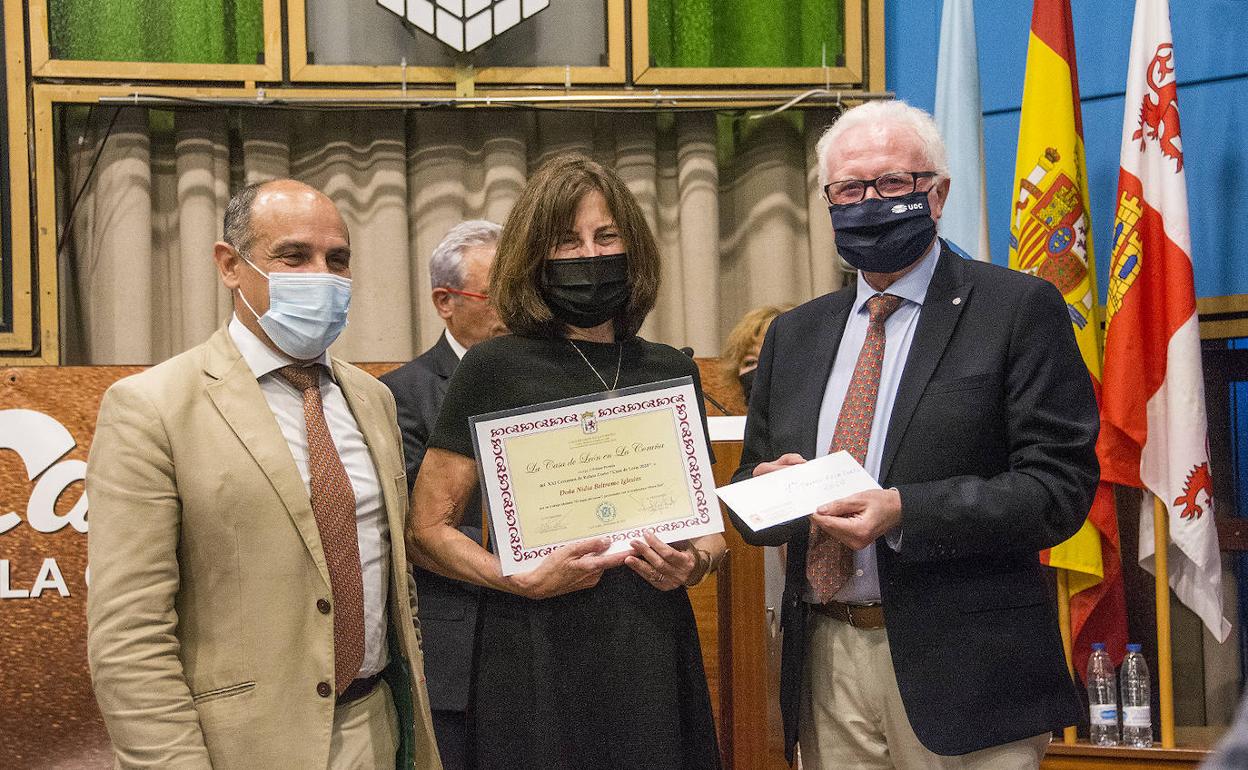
[1199,294,1248,340]
[1,0,39,361]
[27,0,283,82]
[630,0,885,90]
[287,0,628,85]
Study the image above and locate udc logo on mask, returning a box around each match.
[891,202,924,214]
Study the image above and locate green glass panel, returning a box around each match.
[1,22,9,331]
[47,0,265,65]
[648,0,844,69]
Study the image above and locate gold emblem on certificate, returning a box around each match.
[470,378,722,575]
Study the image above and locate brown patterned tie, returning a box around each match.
[807,293,904,603]
[278,364,365,694]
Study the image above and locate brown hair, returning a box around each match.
[721,304,794,380]
[491,154,661,339]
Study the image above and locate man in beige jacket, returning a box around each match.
[86,179,441,769]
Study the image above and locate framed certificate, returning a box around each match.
[470,377,722,576]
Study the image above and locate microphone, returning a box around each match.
[680,346,732,415]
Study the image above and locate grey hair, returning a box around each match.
[222,182,267,257]
[429,220,502,290]
[814,100,951,188]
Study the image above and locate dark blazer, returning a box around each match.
[381,334,484,714]
[729,242,1097,759]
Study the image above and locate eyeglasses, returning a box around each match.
[823,171,938,205]
[444,288,489,301]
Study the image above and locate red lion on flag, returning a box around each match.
[1134,43,1183,170]
[1172,462,1213,520]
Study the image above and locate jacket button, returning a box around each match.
[317,598,331,614]
[317,681,332,698]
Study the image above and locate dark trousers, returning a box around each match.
[431,709,470,770]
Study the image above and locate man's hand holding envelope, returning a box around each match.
[716,451,901,549]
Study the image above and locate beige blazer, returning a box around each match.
[86,326,442,769]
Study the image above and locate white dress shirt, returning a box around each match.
[229,316,390,678]
[444,327,468,360]
[809,241,941,605]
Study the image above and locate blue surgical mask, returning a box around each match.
[238,258,351,360]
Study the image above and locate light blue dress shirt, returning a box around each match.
[807,240,942,605]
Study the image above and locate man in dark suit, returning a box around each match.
[381,220,505,770]
[1204,694,1248,770]
[728,101,1098,769]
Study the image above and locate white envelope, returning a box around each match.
[716,451,881,532]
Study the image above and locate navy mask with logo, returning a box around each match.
[828,190,937,273]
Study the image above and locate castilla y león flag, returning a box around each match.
[1102,0,1229,641]
[1009,0,1128,674]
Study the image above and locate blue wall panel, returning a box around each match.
[883,0,1248,299]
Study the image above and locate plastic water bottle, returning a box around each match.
[1087,642,1119,746]
[1120,643,1153,747]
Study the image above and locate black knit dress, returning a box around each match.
[427,333,721,770]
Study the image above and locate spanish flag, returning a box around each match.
[1008,0,1127,675]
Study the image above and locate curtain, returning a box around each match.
[61,107,845,365]
[648,0,845,69]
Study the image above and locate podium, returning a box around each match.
[690,358,788,770]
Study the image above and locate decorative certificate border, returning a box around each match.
[470,377,719,575]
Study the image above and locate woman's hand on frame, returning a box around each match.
[625,532,699,591]
[505,537,628,600]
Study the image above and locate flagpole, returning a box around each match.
[1055,570,1077,744]
[1153,494,1176,748]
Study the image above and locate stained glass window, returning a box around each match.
[305,0,604,68]
[374,0,551,53]
[1,24,10,334]
[47,0,265,64]
[647,0,845,69]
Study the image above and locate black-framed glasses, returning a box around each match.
[823,171,939,205]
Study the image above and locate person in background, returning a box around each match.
[381,220,505,770]
[721,304,794,404]
[728,100,1097,769]
[86,179,441,769]
[407,153,725,769]
[1202,693,1248,770]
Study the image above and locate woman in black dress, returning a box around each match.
[406,153,726,769]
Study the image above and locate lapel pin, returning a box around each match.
[952,297,962,305]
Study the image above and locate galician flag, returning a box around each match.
[1009,0,1128,672]
[934,0,990,262]
[1102,0,1229,641]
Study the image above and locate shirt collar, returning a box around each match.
[444,328,469,360]
[228,314,334,381]
[851,237,942,315]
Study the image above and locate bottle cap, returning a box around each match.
[1126,643,1142,653]
[1091,642,1106,651]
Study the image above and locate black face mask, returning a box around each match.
[739,367,757,404]
[829,190,937,274]
[542,253,631,329]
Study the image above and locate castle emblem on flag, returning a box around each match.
[1173,462,1213,520]
[1107,191,1144,322]
[1133,43,1184,171]
[1010,147,1093,329]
